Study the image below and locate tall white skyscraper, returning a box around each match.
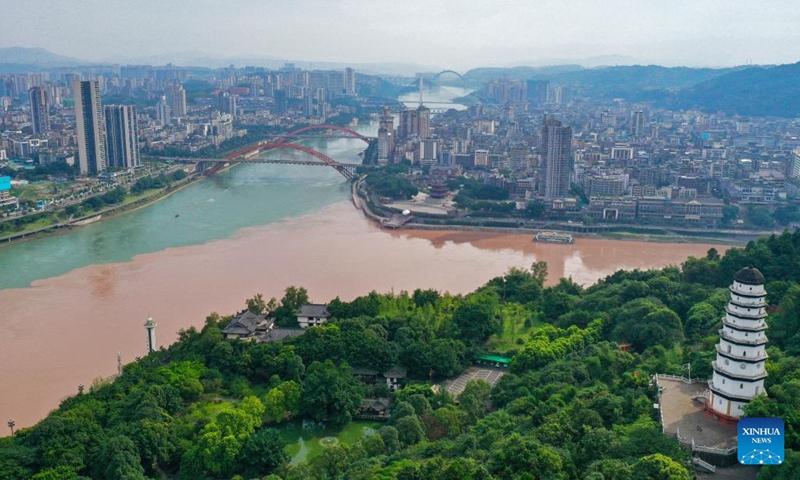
[105,105,140,169]
[74,80,107,175]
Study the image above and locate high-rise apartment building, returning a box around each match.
[344,67,356,96]
[398,105,431,139]
[419,139,438,163]
[398,109,417,139]
[156,96,171,125]
[787,149,800,180]
[417,105,430,139]
[547,85,567,104]
[273,89,288,114]
[29,87,50,134]
[166,84,187,117]
[377,106,394,164]
[104,105,140,169]
[541,115,572,199]
[74,80,107,175]
[632,110,645,138]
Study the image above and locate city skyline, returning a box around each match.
[1,0,799,71]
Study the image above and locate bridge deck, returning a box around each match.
[160,157,376,167]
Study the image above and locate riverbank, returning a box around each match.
[0,172,203,246]
[351,177,766,246]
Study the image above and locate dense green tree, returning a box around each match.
[239,428,289,476]
[489,433,567,480]
[631,453,691,480]
[301,360,365,425]
[274,286,310,327]
[379,426,401,454]
[525,201,548,218]
[458,380,492,423]
[29,467,90,480]
[485,267,543,303]
[748,205,775,228]
[407,394,432,417]
[453,292,501,343]
[365,173,418,199]
[363,434,386,457]
[759,449,800,479]
[395,415,426,446]
[264,388,286,423]
[89,435,146,480]
[584,459,633,480]
[412,288,441,308]
[246,293,267,314]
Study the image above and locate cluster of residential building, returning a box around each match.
[375,78,800,227]
[4,64,800,227]
[0,64,360,176]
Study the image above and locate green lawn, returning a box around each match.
[187,398,236,422]
[486,304,544,353]
[123,191,153,203]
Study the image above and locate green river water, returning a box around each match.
[0,136,366,291]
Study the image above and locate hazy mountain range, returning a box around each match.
[0,46,433,76]
[2,47,799,117]
[467,62,800,117]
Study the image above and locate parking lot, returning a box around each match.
[443,366,506,397]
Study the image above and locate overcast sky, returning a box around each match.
[3,0,800,71]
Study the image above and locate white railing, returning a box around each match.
[655,373,707,384]
[692,457,717,473]
[693,443,737,456]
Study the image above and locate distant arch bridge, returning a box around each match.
[430,70,465,82]
[274,124,373,144]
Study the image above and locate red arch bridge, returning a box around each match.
[164,125,377,181]
[161,142,376,181]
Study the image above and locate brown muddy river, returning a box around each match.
[0,201,728,432]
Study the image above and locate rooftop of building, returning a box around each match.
[296,304,330,318]
[734,266,766,286]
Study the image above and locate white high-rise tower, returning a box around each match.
[709,266,769,419]
[144,316,157,354]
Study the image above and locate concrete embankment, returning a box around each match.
[349,179,768,245]
[0,174,202,246]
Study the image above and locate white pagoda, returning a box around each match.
[709,266,769,420]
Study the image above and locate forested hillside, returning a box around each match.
[462,62,800,118]
[3,231,800,479]
[665,62,800,117]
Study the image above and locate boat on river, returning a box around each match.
[534,231,574,244]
